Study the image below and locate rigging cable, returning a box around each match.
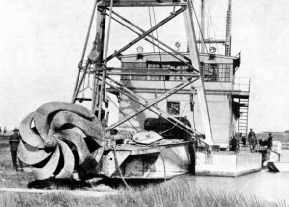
[159,100,190,135]
[190,0,209,53]
[207,0,211,49]
[152,7,162,61]
[107,95,139,132]
[148,7,156,52]
[159,151,167,182]
[210,21,221,54]
[151,8,169,104]
[113,147,131,190]
[72,0,98,101]
[104,0,113,62]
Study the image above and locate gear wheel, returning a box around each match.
[18,102,105,180]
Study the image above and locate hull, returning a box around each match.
[100,140,195,179]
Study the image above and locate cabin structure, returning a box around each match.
[72,0,251,150]
[110,51,249,149]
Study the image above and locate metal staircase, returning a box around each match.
[237,97,249,136]
[233,78,251,137]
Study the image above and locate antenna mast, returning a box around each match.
[225,0,232,56]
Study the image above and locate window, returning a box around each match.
[121,62,147,80]
[203,63,232,82]
[167,102,180,115]
[148,62,163,81]
[218,64,231,82]
[204,64,218,82]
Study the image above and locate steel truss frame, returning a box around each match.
[72,0,213,146]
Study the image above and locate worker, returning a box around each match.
[230,136,238,152]
[248,128,257,152]
[9,129,24,172]
[267,132,273,150]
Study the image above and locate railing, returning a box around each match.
[282,142,289,149]
[233,77,251,92]
[269,149,281,162]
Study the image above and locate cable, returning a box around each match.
[148,7,155,52]
[152,7,162,62]
[104,0,113,62]
[190,0,209,53]
[107,96,139,132]
[159,100,190,135]
[159,151,167,182]
[151,8,170,105]
[113,147,131,190]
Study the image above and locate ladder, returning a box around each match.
[237,97,249,137]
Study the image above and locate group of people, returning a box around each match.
[248,128,273,152]
[230,129,273,152]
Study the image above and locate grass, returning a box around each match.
[0,140,287,207]
[0,178,287,207]
[0,142,34,188]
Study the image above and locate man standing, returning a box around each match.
[248,128,257,152]
[9,129,23,171]
[267,132,273,150]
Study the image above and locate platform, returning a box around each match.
[196,151,262,177]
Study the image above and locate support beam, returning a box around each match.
[72,62,91,103]
[103,76,213,146]
[196,39,226,44]
[106,72,198,76]
[105,13,196,71]
[106,77,196,131]
[104,76,204,136]
[72,0,98,103]
[104,6,186,62]
[91,7,106,113]
[184,1,213,146]
[97,0,113,119]
[98,0,188,7]
[107,67,196,72]
[107,9,195,69]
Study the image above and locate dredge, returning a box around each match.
[18,0,261,182]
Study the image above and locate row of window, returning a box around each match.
[122,62,191,70]
[121,75,190,81]
[120,62,232,82]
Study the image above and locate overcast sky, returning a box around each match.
[1,0,289,133]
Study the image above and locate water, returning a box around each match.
[184,149,289,203]
[188,170,289,203]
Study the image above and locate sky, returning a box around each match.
[0,0,289,133]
